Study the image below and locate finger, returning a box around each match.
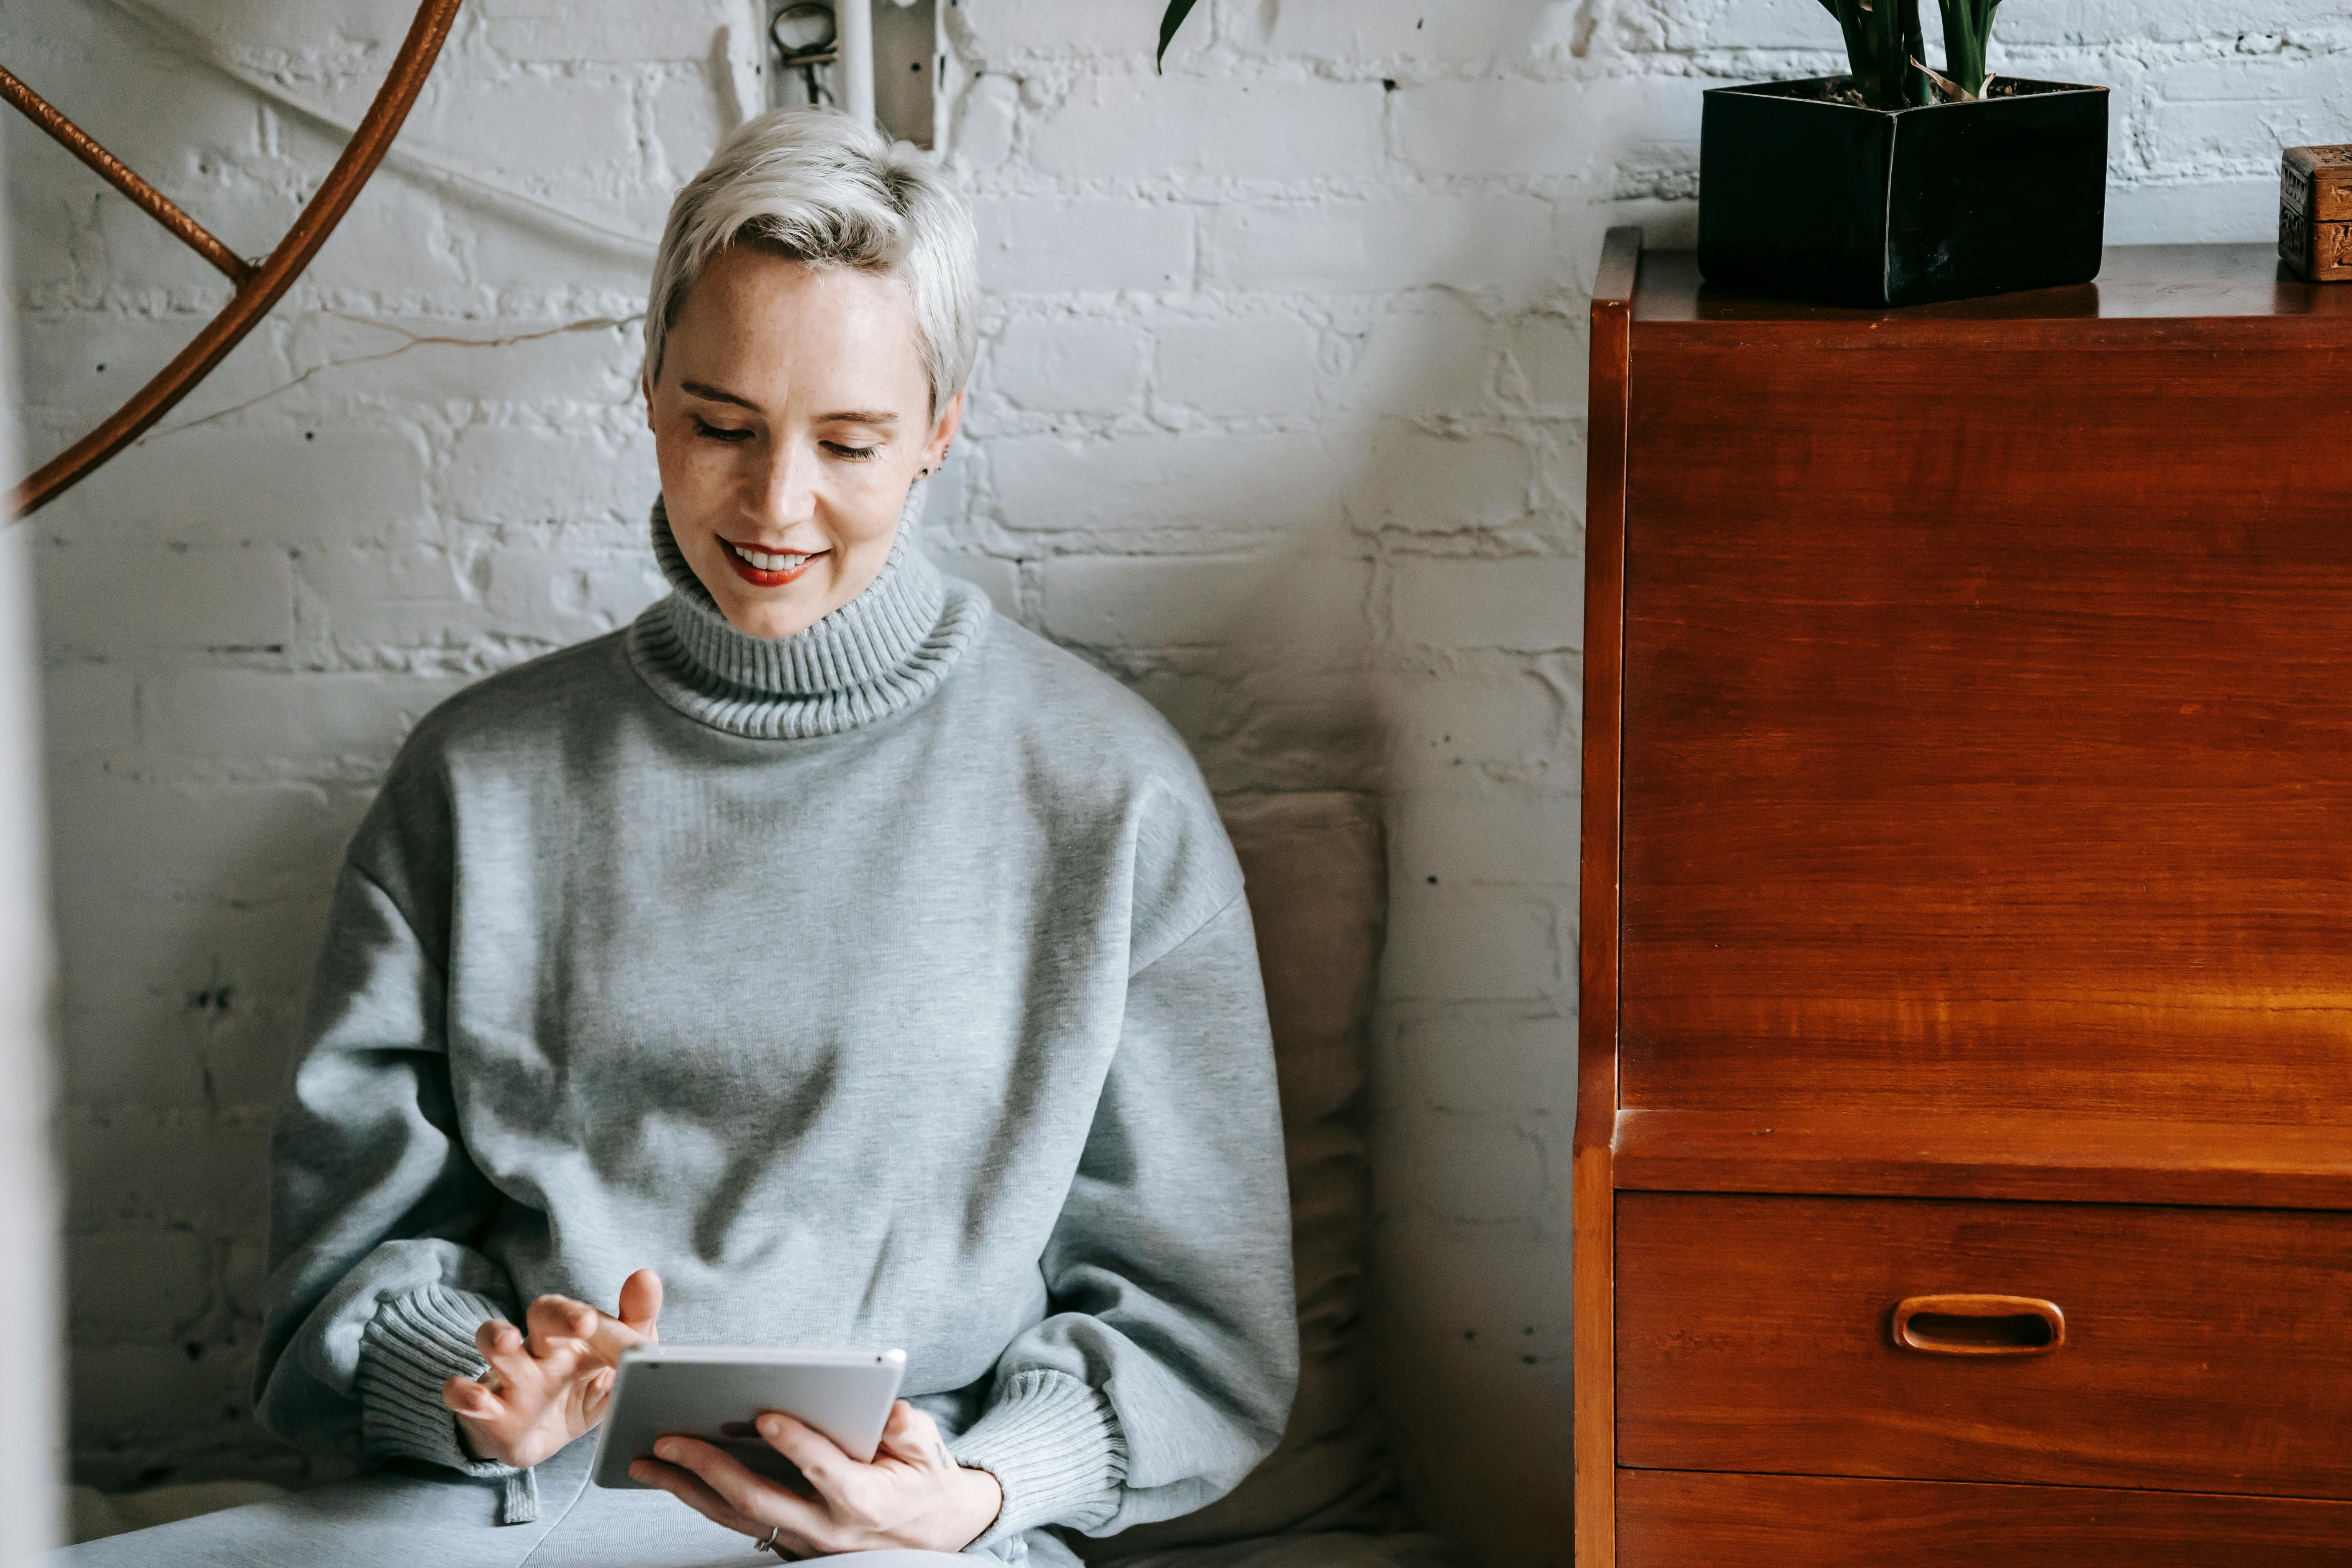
[475,1320,537,1390]
[442,1373,505,1422]
[519,1288,651,1373]
[578,1364,619,1427]
[654,1436,831,1538]
[628,1458,771,1539]
[877,1401,948,1468]
[580,1277,660,1365]
[755,1411,855,1494]
[525,1294,601,1351]
[479,1316,598,1412]
[618,1269,664,1340]
[491,1311,593,1396]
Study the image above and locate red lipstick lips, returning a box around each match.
[720,538,825,589]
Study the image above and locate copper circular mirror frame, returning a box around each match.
[1,0,465,518]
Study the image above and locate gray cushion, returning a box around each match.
[1083,793,1405,1558]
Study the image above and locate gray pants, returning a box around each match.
[46,1439,1461,1568]
[46,1440,977,1568]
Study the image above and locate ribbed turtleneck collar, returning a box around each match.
[624,483,989,740]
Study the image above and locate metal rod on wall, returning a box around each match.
[5,0,465,517]
[0,63,253,285]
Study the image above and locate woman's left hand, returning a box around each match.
[631,1399,1004,1555]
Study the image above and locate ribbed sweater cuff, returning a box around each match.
[356,1284,540,1521]
[950,1370,1128,1548]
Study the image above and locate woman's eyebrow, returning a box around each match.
[819,410,899,424]
[680,380,759,409]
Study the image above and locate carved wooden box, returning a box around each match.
[2280,144,2352,282]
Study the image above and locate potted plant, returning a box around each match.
[1698,1,2109,307]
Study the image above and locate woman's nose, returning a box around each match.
[750,440,819,527]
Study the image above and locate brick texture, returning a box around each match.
[7,0,2344,1554]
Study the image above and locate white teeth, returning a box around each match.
[731,544,810,572]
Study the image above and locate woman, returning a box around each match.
[63,109,1296,1566]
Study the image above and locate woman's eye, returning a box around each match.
[822,442,881,462]
[692,418,754,443]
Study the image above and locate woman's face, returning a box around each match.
[644,245,961,640]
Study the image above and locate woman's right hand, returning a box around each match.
[444,1267,664,1467]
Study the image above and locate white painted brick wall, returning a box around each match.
[7,0,2345,1558]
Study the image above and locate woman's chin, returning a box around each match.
[709,576,851,641]
[688,539,892,640]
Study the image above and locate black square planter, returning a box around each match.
[1697,76,2110,308]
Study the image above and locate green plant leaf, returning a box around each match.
[1157,0,1202,72]
[1936,0,1999,96]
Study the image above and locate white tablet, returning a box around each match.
[590,1345,907,1491]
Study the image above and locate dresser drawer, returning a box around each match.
[1616,1192,2352,1498]
[1618,1470,2352,1568]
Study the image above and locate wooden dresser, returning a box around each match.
[1574,231,2352,1565]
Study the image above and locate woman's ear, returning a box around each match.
[641,366,657,431]
[922,392,965,474]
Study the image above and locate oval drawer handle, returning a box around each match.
[1892,1294,2065,1358]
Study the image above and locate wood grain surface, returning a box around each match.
[1617,296,2352,1121]
[1583,243,2352,1563]
[1632,244,2352,338]
[1572,223,1641,1568]
[1611,1107,2352,1209]
[1615,1192,2352,1498]
[1618,1470,2352,1568]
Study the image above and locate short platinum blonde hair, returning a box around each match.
[644,109,978,414]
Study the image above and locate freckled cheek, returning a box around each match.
[818,482,908,553]
[659,442,756,510]
[650,429,714,491]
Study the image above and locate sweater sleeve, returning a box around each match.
[252,856,525,1495]
[950,891,1299,1545]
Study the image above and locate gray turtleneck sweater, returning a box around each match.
[252,498,1298,1558]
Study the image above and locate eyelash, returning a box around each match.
[691,419,880,463]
